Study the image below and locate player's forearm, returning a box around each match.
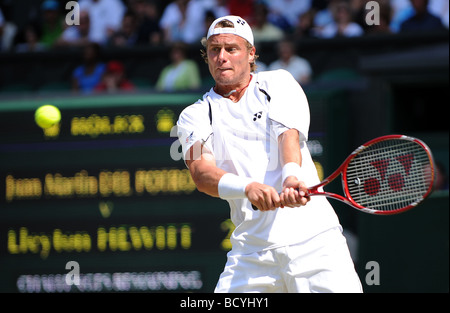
[277,129,310,206]
[189,161,227,197]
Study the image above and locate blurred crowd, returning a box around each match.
[1,0,448,52]
[0,0,448,94]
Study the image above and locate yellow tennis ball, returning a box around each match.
[35,104,61,129]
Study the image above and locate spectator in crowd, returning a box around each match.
[391,0,449,32]
[79,0,126,45]
[1,6,19,51]
[203,0,230,22]
[353,0,393,35]
[127,0,162,46]
[159,0,206,44]
[55,10,93,48]
[204,10,217,32]
[428,0,449,28]
[108,11,139,47]
[368,4,393,35]
[266,0,312,32]
[14,23,46,53]
[95,60,135,92]
[312,0,338,36]
[72,42,106,93]
[40,0,64,48]
[156,41,201,91]
[400,0,446,32]
[251,2,284,43]
[315,0,364,38]
[293,9,317,38]
[0,7,4,50]
[268,38,313,84]
[390,0,416,32]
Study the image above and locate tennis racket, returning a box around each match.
[253,135,435,215]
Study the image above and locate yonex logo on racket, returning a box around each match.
[342,136,434,214]
[363,153,414,196]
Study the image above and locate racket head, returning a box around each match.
[342,135,435,215]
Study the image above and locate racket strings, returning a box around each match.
[345,139,433,212]
[348,160,432,210]
[348,161,432,210]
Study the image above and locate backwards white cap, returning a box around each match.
[206,15,254,46]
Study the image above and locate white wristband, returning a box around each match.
[218,173,253,199]
[282,162,303,183]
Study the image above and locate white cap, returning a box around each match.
[206,15,254,46]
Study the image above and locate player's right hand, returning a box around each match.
[245,182,281,211]
[280,177,310,208]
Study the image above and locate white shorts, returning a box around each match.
[214,227,363,293]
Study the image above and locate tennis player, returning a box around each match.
[176,15,362,293]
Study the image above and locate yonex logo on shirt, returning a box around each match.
[253,111,263,121]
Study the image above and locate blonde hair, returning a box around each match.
[200,20,259,73]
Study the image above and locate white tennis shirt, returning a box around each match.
[177,69,340,254]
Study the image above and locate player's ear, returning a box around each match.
[249,46,256,63]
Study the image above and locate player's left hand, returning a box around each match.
[280,177,310,208]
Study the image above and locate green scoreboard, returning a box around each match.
[0,91,333,293]
[0,93,235,292]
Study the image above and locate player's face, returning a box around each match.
[206,34,255,88]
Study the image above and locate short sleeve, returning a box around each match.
[270,119,290,139]
[177,101,214,164]
[265,70,310,142]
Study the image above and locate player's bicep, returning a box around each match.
[278,128,302,166]
[185,141,216,169]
